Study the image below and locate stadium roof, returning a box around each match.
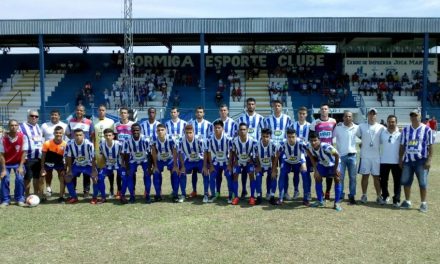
[0,17,439,51]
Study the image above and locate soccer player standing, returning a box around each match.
[0,120,28,207]
[229,123,256,205]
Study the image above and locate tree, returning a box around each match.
[240,45,329,54]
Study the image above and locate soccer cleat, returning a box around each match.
[269,196,277,205]
[310,201,325,208]
[256,196,262,205]
[360,194,368,204]
[115,191,121,200]
[178,195,185,203]
[324,192,330,200]
[203,195,209,203]
[154,196,163,202]
[46,186,52,197]
[377,197,384,205]
[392,202,400,208]
[129,196,136,204]
[302,200,310,207]
[120,197,128,204]
[208,196,216,203]
[249,197,256,205]
[144,196,151,204]
[57,197,66,204]
[400,200,412,209]
[108,194,115,199]
[190,191,197,198]
[293,191,300,200]
[227,198,232,204]
[231,197,240,205]
[284,193,292,201]
[419,203,428,213]
[348,197,357,205]
[90,198,98,205]
[17,201,26,207]
[172,195,179,203]
[67,197,79,204]
[98,198,106,204]
[83,192,90,199]
[276,199,283,206]
[334,203,343,212]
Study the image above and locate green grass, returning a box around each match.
[1,156,439,264]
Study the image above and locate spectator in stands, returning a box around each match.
[394,81,402,96]
[428,91,434,106]
[231,87,237,102]
[215,90,224,106]
[281,89,288,107]
[75,89,84,106]
[172,90,181,107]
[386,90,395,107]
[236,86,242,102]
[218,79,225,92]
[377,90,384,106]
[401,73,410,83]
[104,89,111,108]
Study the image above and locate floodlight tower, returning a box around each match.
[123,0,134,108]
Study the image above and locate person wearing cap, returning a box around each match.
[399,109,433,213]
[356,108,385,204]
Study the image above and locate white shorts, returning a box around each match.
[358,157,380,176]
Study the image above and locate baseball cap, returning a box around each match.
[410,109,420,116]
[368,108,378,114]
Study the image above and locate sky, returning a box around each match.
[1,0,439,53]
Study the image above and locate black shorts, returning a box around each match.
[24,158,42,180]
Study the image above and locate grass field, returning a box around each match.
[1,155,439,264]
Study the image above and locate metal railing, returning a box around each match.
[33,71,40,91]
[5,90,23,122]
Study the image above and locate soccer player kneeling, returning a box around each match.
[97,129,125,204]
[306,132,343,211]
[151,124,179,202]
[178,124,206,202]
[254,128,278,205]
[230,123,256,205]
[122,123,150,204]
[65,129,98,204]
[203,120,232,203]
[277,128,310,206]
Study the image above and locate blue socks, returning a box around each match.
[315,181,323,202]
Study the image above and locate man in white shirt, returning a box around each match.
[333,111,359,205]
[356,108,385,204]
[379,115,401,207]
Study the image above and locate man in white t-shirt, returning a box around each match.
[333,111,359,205]
[379,115,401,207]
[356,108,385,204]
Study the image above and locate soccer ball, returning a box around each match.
[26,195,40,207]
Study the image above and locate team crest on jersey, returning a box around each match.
[108,158,116,164]
[248,128,254,134]
[289,156,297,161]
[190,153,198,159]
[240,154,248,160]
[274,130,282,137]
[77,156,86,162]
[216,152,225,158]
[134,152,144,158]
[261,158,270,164]
[161,153,170,159]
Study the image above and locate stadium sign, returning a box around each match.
[344,58,438,82]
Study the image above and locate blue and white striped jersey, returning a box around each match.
[206,133,231,166]
[66,139,95,167]
[253,140,277,169]
[237,112,264,141]
[179,137,204,162]
[279,139,307,165]
[308,142,338,167]
[400,124,433,162]
[263,114,292,146]
[19,122,43,159]
[123,136,150,164]
[190,119,213,142]
[152,135,176,162]
[165,118,187,144]
[140,120,161,142]
[290,121,311,141]
[99,140,123,170]
[213,117,238,139]
[231,136,256,166]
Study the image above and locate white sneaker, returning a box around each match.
[46,186,52,197]
[227,198,232,204]
[203,195,209,203]
[178,195,185,203]
[361,194,368,203]
[293,191,300,200]
[265,193,271,201]
[108,194,115,199]
[284,193,292,201]
[392,202,400,208]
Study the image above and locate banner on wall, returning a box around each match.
[343,57,438,82]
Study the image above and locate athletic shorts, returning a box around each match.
[358,157,380,176]
[157,159,174,172]
[24,158,42,180]
[317,164,340,178]
[233,164,255,175]
[184,160,203,174]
